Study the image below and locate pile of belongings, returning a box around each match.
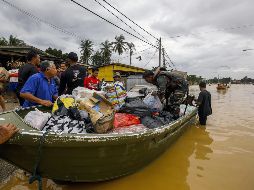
[78,92,115,133]
[119,98,175,129]
[23,86,193,135]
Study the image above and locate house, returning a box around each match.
[88,63,146,82]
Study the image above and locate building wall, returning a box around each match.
[88,64,145,82]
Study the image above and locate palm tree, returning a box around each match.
[0,37,8,46]
[8,35,26,46]
[112,34,127,56]
[80,40,93,64]
[127,42,135,65]
[101,40,113,65]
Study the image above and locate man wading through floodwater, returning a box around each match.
[196,82,212,125]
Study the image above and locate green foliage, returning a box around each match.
[0,35,26,46]
[112,34,127,55]
[45,47,68,59]
[80,40,93,64]
[187,75,203,85]
[8,35,26,46]
[100,40,113,65]
[0,37,8,46]
[91,51,103,66]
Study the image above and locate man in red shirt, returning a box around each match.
[84,67,100,90]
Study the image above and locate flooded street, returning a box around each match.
[1,84,254,190]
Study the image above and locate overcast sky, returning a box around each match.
[1,0,254,79]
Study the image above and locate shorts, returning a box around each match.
[8,82,18,92]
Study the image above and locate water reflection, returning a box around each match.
[0,125,214,190]
[1,85,254,190]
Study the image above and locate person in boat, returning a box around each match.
[16,50,40,106]
[0,123,19,144]
[84,67,100,90]
[196,81,212,125]
[20,60,58,108]
[104,73,127,110]
[143,68,188,119]
[58,52,86,95]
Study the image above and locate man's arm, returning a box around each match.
[156,75,169,97]
[196,92,203,106]
[20,93,53,107]
[20,76,53,107]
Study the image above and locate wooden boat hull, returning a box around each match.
[0,107,197,182]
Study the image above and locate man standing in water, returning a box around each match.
[196,82,212,125]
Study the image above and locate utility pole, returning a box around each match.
[159,37,162,67]
[162,48,166,68]
[129,49,132,66]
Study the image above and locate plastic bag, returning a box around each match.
[72,87,105,99]
[114,113,140,128]
[120,99,152,117]
[143,93,163,112]
[24,109,51,130]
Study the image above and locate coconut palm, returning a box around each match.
[112,34,127,56]
[80,40,93,64]
[127,42,135,65]
[0,37,8,46]
[8,35,26,46]
[101,40,113,65]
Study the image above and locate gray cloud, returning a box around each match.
[0,0,254,79]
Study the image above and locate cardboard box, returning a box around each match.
[79,92,115,133]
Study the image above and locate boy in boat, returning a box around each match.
[143,68,188,119]
[84,67,100,90]
[196,82,212,125]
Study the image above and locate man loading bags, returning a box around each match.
[143,68,188,119]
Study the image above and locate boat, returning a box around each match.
[216,83,227,90]
[0,106,197,182]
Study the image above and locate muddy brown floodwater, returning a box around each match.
[0,84,254,190]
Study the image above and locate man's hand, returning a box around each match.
[40,100,53,107]
[0,123,19,144]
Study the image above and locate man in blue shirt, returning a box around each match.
[20,60,58,108]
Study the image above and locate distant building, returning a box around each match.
[0,46,62,69]
[88,63,145,82]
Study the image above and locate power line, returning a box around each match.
[167,24,254,39]
[0,0,88,42]
[93,0,151,44]
[119,46,155,60]
[70,0,158,48]
[101,0,159,41]
[144,49,158,67]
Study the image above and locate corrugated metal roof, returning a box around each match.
[0,46,62,61]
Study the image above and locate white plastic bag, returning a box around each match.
[143,93,163,111]
[24,109,51,130]
[72,87,105,99]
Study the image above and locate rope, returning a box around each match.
[183,87,189,115]
[29,131,49,190]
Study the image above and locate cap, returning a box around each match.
[67,52,78,62]
[113,72,121,78]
